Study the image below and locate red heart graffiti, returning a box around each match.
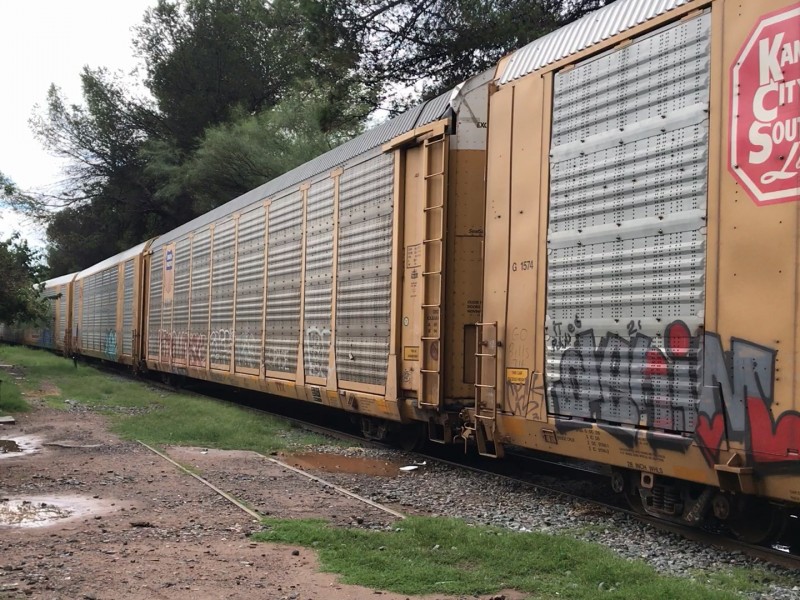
[695,412,725,466]
[747,396,800,463]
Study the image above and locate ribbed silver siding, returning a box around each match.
[171,238,191,362]
[122,260,134,356]
[336,154,394,385]
[303,179,335,379]
[210,219,236,367]
[500,0,690,84]
[148,247,163,359]
[265,191,303,374]
[545,14,710,433]
[58,290,67,348]
[189,228,212,367]
[81,268,119,357]
[234,207,266,370]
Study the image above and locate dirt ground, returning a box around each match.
[0,393,517,600]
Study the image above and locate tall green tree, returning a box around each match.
[0,234,47,325]
[134,0,368,149]
[322,0,613,102]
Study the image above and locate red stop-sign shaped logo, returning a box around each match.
[730,4,800,206]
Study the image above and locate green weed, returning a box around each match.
[253,517,741,600]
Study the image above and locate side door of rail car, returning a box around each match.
[386,120,449,410]
[542,12,712,436]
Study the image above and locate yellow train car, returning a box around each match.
[142,72,492,439]
[0,273,76,354]
[467,0,799,541]
[73,242,151,365]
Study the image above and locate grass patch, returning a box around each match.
[0,344,335,453]
[0,370,28,413]
[253,517,742,599]
[115,394,328,453]
[694,567,790,595]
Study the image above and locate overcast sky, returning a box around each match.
[0,0,157,246]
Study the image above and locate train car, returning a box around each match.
[464,0,800,542]
[142,71,492,441]
[0,273,76,353]
[44,273,77,354]
[72,242,151,365]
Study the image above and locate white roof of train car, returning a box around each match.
[499,0,691,84]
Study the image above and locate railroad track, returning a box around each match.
[111,366,800,571]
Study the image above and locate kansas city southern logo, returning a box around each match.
[730,3,800,205]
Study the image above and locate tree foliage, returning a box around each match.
[0,234,47,325]
[322,0,614,102]
[13,0,613,275]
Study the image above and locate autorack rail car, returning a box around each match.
[0,273,76,352]
[2,0,798,544]
[141,69,492,433]
[72,242,151,365]
[468,0,800,541]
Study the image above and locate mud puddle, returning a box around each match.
[0,496,118,528]
[0,439,21,453]
[282,452,405,477]
[0,434,42,459]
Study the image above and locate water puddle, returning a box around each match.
[0,439,21,453]
[282,452,404,477]
[0,495,116,528]
[0,435,41,459]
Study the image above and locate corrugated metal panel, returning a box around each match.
[336,153,394,386]
[147,247,163,360]
[73,281,81,346]
[500,0,691,84]
[265,191,303,374]
[75,242,148,280]
[545,14,710,433]
[234,207,266,370]
[188,228,211,367]
[303,178,335,379]
[150,93,454,250]
[58,288,67,349]
[171,237,191,363]
[44,273,77,288]
[81,267,119,357]
[418,89,453,126]
[210,218,236,368]
[122,260,134,356]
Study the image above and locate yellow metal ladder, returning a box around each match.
[419,134,447,410]
[471,321,504,457]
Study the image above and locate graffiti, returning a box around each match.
[103,330,117,358]
[549,316,582,351]
[209,329,232,365]
[506,379,528,416]
[549,323,699,431]
[746,398,800,472]
[158,329,172,362]
[234,335,262,370]
[550,320,797,471]
[188,333,207,367]
[40,328,54,349]
[171,331,188,361]
[304,326,330,378]
[265,344,293,373]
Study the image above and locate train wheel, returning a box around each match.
[397,423,426,452]
[728,500,786,544]
[625,490,648,515]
